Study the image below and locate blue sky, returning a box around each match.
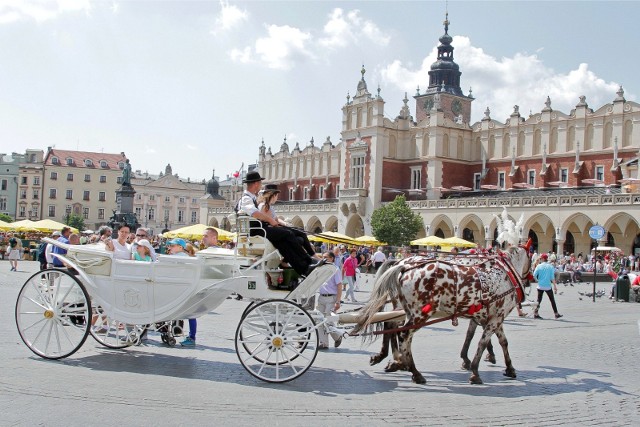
[0,1,636,182]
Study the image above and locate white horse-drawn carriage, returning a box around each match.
[14,217,345,383]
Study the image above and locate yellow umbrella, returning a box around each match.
[6,219,40,232]
[410,235,445,246]
[31,219,78,234]
[164,224,235,241]
[355,235,386,245]
[309,231,357,245]
[440,236,476,248]
[0,219,11,231]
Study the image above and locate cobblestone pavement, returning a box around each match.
[1,261,639,426]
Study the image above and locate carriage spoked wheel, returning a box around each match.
[89,305,145,349]
[235,299,318,383]
[15,269,91,360]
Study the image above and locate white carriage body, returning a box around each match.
[46,237,336,325]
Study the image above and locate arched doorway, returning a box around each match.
[462,227,475,244]
[528,230,539,253]
[564,231,575,255]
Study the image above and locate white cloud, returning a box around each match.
[229,46,252,64]
[229,8,388,70]
[253,24,313,70]
[187,144,197,151]
[319,8,390,49]
[381,35,620,123]
[0,0,91,23]
[211,0,247,36]
[144,145,157,154]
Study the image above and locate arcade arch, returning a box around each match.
[325,216,338,233]
[458,214,483,244]
[289,216,304,229]
[561,213,595,256]
[306,216,323,234]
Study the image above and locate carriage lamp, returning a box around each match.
[44,309,54,319]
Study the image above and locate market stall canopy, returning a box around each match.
[6,219,40,232]
[309,231,357,245]
[354,235,387,246]
[31,219,78,234]
[0,219,11,231]
[440,236,476,248]
[410,235,445,246]
[163,224,235,241]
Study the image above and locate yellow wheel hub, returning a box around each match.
[44,310,54,319]
[271,336,284,348]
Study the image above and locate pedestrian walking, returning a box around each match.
[532,253,563,319]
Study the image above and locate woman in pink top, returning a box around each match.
[341,249,359,303]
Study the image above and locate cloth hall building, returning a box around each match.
[206,17,640,257]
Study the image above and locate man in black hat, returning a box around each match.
[236,171,323,276]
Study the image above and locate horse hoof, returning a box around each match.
[485,354,497,364]
[461,361,471,371]
[503,369,517,379]
[384,361,401,372]
[469,375,483,385]
[412,374,427,384]
[370,356,383,366]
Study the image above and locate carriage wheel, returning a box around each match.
[235,299,318,383]
[89,305,144,349]
[15,269,91,359]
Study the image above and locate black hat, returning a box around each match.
[243,171,265,183]
[263,183,280,193]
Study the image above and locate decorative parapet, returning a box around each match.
[405,193,638,210]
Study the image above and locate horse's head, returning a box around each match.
[500,239,533,301]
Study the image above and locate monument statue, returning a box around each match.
[122,159,132,187]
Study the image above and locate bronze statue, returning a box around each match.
[122,159,132,186]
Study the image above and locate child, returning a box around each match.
[133,239,154,262]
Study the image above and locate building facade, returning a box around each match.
[41,148,127,229]
[205,15,640,258]
[131,164,209,234]
[1,151,29,220]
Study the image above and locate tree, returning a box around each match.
[0,213,12,223]
[370,195,423,247]
[65,213,85,232]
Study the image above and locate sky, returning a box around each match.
[1,0,638,183]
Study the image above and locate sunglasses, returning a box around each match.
[136,234,146,237]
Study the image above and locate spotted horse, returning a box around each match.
[353,242,531,385]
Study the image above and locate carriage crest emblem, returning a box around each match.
[123,289,141,308]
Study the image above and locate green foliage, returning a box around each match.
[0,213,13,223]
[370,195,423,246]
[65,213,85,232]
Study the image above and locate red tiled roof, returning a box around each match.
[44,149,127,170]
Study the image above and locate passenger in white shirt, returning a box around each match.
[105,224,132,260]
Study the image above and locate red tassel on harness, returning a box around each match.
[467,303,483,315]
[421,304,432,315]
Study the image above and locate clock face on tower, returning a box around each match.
[452,99,463,115]
[423,98,434,112]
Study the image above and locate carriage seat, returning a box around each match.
[233,214,280,269]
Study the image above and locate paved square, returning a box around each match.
[1,261,639,426]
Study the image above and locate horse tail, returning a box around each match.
[352,263,403,338]
[376,259,398,278]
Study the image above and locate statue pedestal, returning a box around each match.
[111,185,139,229]
[116,185,136,213]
